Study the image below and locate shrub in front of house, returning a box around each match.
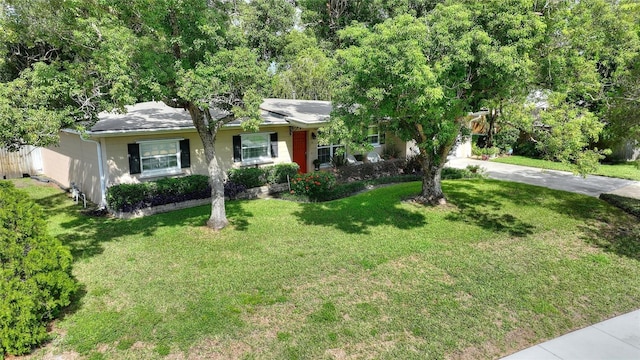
[105,183,149,212]
[228,164,299,189]
[335,158,407,182]
[265,163,299,185]
[223,181,248,199]
[107,175,211,212]
[0,182,77,356]
[227,167,266,189]
[290,172,337,201]
[402,155,422,175]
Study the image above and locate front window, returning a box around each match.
[317,144,343,165]
[139,140,181,177]
[367,126,385,146]
[241,133,270,163]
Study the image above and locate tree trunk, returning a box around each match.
[187,103,229,230]
[417,154,446,205]
[205,148,228,230]
[486,108,497,148]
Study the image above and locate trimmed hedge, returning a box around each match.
[107,164,300,213]
[335,158,406,183]
[227,167,265,189]
[107,175,211,212]
[600,193,640,218]
[267,163,300,185]
[228,163,299,189]
[0,182,77,356]
[335,159,485,183]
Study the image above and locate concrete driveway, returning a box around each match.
[446,157,640,199]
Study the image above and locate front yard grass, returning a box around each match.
[492,155,640,181]
[14,177,640,359]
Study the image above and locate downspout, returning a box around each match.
[79,135,107,209]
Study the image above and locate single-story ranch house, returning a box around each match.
[43,99,460,208]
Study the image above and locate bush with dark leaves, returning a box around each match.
[224,181,248,199]
[106,175,211,212]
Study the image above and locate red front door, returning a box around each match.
[292,131,307,173]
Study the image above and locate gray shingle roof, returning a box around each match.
[88,99,331,134]
[90,102,198,133]
[260,98,332,126]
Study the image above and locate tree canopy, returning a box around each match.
[1,0,639,218]
[0,0,268,229]
[330,1,545,203]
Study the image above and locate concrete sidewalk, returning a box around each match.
[502,310,640,359]
[446,157,640,199]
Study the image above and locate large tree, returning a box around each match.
[599,1,640,150]
[534,0,639,163]
[0,0,270,230]
[235,0,296,61]
[298,0,442,48]
[271,36,336,100]
[0,0,139,149]
[331,1,544,204]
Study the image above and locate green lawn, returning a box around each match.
[14,178,640,359]
[492,155,640,181]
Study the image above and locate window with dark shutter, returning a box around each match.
[179,139,190,168]
[270,133,278,158]
[127,143,141,174]
[233,135,242,162]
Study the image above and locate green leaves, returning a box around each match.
[238,0,296,61]
[535,93,609,174]
[177,46,267,130]
[0,182,77,355]
[271,45,336,101]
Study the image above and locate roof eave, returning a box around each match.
[71,127,197,138]
[285,117,328,129]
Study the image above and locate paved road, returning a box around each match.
[447,157,640,199]
[446,157,640,359]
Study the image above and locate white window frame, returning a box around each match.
[367,125,383,146]
[241,133,271,165]
[137,139,182,178]
[317,143,344,166]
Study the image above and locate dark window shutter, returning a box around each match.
[179,139,190,168]
[380,132,386,145]
[233,135,242,162]
[127,143,141,174]
[270,133,278,158]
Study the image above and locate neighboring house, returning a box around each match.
[40,99,410,208]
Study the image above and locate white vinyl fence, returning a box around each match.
[0,146,43,179]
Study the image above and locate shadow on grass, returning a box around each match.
[444,179,640,260]
[226,200,254,231]
[35,191,252,261]
[55,205,209,260]
[292,189,427,234]
[443,181,536,237]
